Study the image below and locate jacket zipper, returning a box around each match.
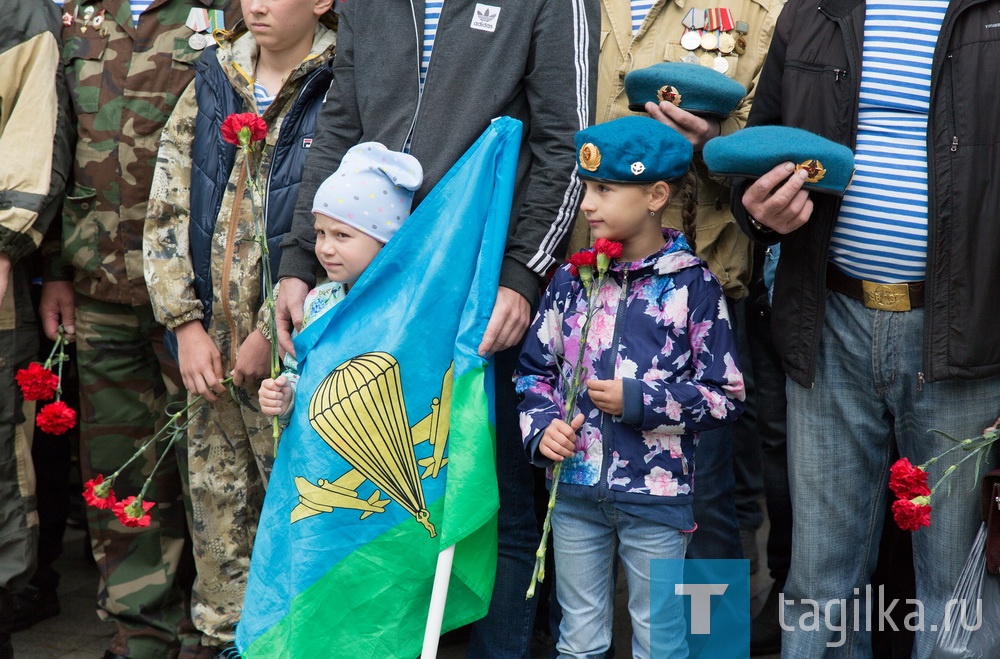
[402,1,426,151]
[597,266,629,501]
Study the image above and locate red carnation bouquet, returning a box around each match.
[221,112,282,449]
[15,326,76,435]
[527,238,624,598]
[888,419,999,531]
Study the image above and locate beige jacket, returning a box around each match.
[569,0,783,299]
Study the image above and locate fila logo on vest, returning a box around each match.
[470,3,501,32]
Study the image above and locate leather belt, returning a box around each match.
[826,264,924,312]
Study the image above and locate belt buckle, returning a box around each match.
[861,281,911,312]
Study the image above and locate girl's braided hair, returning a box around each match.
[667,167,699,254]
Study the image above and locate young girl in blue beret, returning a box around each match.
[516,115,746,658]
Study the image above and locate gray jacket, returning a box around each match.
[278,0,599,300]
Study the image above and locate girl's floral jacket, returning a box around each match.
[516,230,745,507]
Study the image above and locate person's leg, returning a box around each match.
[550,497,617,659]
[884,306,999,659]
[687,297,744,560]
[467,345,540,658]
[782,292,894,658]
[187,389,267,652]
[76,298,189,659]
[614,510,690,659]
[0,268,40,656]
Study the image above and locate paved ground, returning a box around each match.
[14,514,779,658]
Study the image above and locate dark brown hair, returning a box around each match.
[668,167,699,253]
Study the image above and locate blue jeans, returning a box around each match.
[782,291,998,659]
[467,345,540,659]
[551,496,690,659]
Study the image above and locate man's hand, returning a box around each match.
[0,255,10,309]
[39,280,76,340]
[539,413,585,462]
[478,286,531,357]
[232,329,272,386]
[587,379,624,416]
[742,163,814,234]
[275,277,310,357]
[645,101,721,151]
[174,321,225,402]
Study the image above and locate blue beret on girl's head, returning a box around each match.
[575,116,693,183]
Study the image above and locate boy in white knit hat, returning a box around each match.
[258,142,422,418]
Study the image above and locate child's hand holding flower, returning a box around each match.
[587,379,624,416]
[540,413,584,462]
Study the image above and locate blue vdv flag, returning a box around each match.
[236,117,523,658]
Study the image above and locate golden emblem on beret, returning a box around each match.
[579,143,602,172]
[795,159,826,183]
[657,85,683,107]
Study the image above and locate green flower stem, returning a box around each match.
[928,439,995,496]
[527,267,612,599]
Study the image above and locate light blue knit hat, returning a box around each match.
[312,142,424,243]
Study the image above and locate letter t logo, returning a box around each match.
[675,583,729,634]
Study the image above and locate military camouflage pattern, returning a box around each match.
[75,296,193,659]
[0,270,40,595]
[60,0,240,306]
[144,25,334,648]
[186,389,273,647]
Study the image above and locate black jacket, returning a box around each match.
[277,0,599,301]
[732,0,1000,386]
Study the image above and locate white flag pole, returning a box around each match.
[421,544,456,658]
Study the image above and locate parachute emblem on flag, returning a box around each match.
[296,352,453,538]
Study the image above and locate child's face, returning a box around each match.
[579,179,667,243]
[242,0,331,52]
[313,213,383,287]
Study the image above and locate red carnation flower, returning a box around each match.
[892,496,932,532]
[16,362,60,401]
[113,496,155,528]
[36,401,76,435]
[593,238,624,259]
[566,250,597,277]
[221,112,267,147]
[82,475,117,510]
[888,458,930,500]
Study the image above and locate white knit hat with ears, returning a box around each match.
[312,142,424,243]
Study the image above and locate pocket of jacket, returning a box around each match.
[62,184,98,266]
[62,33,108,115]
[172,36,204,69]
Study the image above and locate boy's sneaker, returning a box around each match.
[11,586,60,631]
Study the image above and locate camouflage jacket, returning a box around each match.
[145,25,336,363]
[0,0,72,264]
[60,0,240,305]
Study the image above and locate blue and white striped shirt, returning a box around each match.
[130,0,154,27]
[254,82,275,115]
[631,0,654,34]
[829,0,948,283]
[421,0,444,92]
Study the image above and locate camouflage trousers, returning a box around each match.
[0,267,39,596]
[76,296,194,659]
[186,330,274,650]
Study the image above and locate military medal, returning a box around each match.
[80,5,94,33]
[682,53,700,64]
[713,54,730,74]
[718,32,736,54]
[188,32,209,50]
[734,20,749,55]
[699,52,716,68]
[680,9,703,51]
[91,9,105,29]
[62,11,75,27]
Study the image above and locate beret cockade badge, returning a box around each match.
[795,159,826,183]
[656,85,683,107]
[579,143,602,172]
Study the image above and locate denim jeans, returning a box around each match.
[782,291,999,659]
[466,345,540,659]
[551,496,690,659]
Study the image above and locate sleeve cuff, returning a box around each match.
[499,256,542,302]
[619,377,644,426]
[525,430,553,469]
